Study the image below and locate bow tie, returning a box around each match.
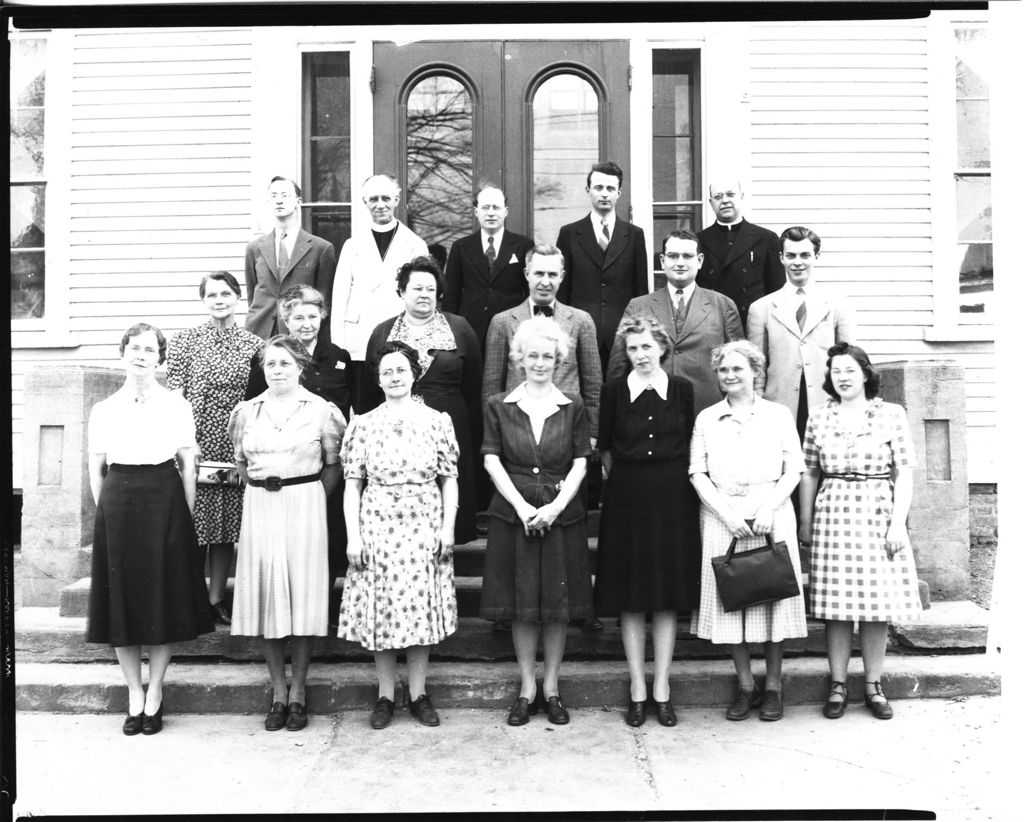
[533,305,554,317]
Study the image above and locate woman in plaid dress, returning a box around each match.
[690,340,807,722]
[799,343,920,720]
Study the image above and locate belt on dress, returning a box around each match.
[249,472,321,492]
[822,472,890,481]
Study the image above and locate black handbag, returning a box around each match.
[712,530,800,613]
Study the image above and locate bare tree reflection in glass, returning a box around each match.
[406,75,474,248]
[532,74,599,245]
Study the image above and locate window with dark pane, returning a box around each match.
[651,50,701,289]
[954,27,992,316]
[405,74,474,247]
[302,52,351,258]
[10,37,47,320]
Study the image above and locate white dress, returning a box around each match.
[690,396,808,644]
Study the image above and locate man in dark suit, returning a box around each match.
[442,185,534,354]
[608,230,743,414]
[244,176,337,340]
[556,161,649,367]
[695,179,785,331]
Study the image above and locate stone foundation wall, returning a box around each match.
[969,484,998,549]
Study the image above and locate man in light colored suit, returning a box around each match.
[442,185,534,354]
[483,242,605,632]
[746,226,856,438]
[608,230,743,414]
[556,161,649,367]
[244,176,337,340]
[330,173,428,405]
[483,244,602,440]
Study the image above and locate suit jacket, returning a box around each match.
[556,215,649,357]
[329,221,428,360]
[606,286,743,414]
[244,228,337,340]
[441,230,534,351]
[745,287,857,421]
[696,219,785,330]
[482,300,602,438]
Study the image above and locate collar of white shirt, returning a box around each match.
[481,228,505,254]
[669,281,697,308]
[590,211,616,240]
[528,299,558,317]
[505,382,572,405]
[627,369,669,402]
[782,281,810,300]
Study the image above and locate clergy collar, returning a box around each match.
[714,218,745,231]
[627,369,669,402]
[504,382,572,405]
[370,220,398,233]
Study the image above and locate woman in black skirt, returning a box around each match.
[86,323,214,735]
[593,316,700,727]
[479,317,592,726]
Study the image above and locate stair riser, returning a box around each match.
[15,669,1001,714]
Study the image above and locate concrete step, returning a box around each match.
[14,654,1000,714]
[18,602,989,664]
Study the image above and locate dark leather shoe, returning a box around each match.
[507,696,538,726]
[122,712,144,736]
[542,695,570,725]
[410,693,440,727]
[759,689,784,722]
[210,601,231,626]
[285,702,308,731]
[370,696,395,729]
[823,681,848,719]
[865,681,894,720]
[575,617,604,632]
[725,685,763,721]
[265,700,287,731]
[626,700,646,727]
[653,700,677,727]
[492,619,512,633]
[141,704,163,735]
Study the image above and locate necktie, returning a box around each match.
[599,219,610,251]
[485,236,496,272]
[796,287,807,331]
[534,305,554,317]
[674,288,688,334]
[277,231,288,271]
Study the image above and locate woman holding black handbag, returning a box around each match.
[689,340,806,722]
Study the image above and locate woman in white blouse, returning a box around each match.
[86,323,214,736]
[689,340,807,722]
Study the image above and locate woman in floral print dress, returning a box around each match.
[166,271,264,625]
[338,341,460,730]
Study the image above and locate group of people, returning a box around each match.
[84,163,921,737]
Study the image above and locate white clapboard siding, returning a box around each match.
[748,20,995,479]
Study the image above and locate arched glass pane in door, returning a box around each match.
[405,74,474,249]
[532,73,599,244]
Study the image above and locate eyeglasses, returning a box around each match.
[661,252,696,261]
[710,191,739,202]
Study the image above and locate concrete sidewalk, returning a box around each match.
[11,696,1008,819]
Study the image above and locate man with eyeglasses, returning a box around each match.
[608,230,742,414]
[330,173,428,408]
[442,185,534,355]
[696,180,785,330]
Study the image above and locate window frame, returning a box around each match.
[10,28,76,350]
[924,15,994,342]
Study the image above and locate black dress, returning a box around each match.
[362,312,483,545]
[478,391,594,623]
[593,375,701,614]
[245,339,352,577]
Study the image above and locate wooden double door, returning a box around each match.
[372,40,631,250]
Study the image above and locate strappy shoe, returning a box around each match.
[823,681,848,719]
[864,681,893,720]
